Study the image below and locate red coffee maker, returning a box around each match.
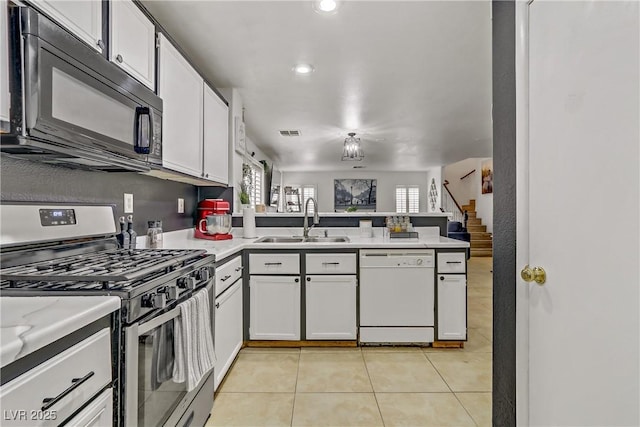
[195,199,233,240]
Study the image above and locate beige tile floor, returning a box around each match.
[207,257,493,427]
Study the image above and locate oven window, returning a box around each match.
[51,67,135,145]
[137,320,187,427]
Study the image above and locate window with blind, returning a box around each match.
[395,186,420,213]
[290,185,316,213]
[246,161,264,207]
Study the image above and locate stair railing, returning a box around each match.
[441,180,465,224]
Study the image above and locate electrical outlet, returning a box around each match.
[177,198,185,213]
[124,193,134,213]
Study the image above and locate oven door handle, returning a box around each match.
[138,306,181,335]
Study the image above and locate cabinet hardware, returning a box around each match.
[264,262,282,266]
[322,262,340,265]
[96,39,104,50]
[307,277,311,281]
[235,266,243,272]
[294,278,299,283]
[116,54,123,63]
[215,302,220,309]
[221,275,232,282]
[446,261,462,264]
[42,371,95,410]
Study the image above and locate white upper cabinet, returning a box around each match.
[158,33,203,177]
[203,84,229,184]
[1,0,9,126]
[35,0,103,52]
[109,0,155,90]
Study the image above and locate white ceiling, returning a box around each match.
[142,1,493,172]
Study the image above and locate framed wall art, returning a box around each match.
[334,179,377,211]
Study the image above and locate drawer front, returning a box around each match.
[437,252,466,273]
[0,328,112,427]
[250,253,300,275]
[305,253,357,274]
[216,255,243,296]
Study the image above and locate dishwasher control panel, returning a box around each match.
[360,249,435,268]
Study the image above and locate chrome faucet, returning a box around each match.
[303,197,319,238]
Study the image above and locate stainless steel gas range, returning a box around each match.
[0,203,216,427]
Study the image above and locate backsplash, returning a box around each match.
[0,155,198,233]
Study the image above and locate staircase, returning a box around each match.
[461,199,493,257]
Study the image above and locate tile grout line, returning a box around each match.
[361,349,386,427]
[290,349,301,427]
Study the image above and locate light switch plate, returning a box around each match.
[124,193,134,213]
[177,198,185,213]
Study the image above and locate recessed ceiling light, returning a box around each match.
[313,0,339,14]
[293,63,314,74]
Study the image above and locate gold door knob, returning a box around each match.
[521,265,546,285]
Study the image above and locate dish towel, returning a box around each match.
[173,288,216,391]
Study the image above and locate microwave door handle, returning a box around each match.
[134,107,151,154]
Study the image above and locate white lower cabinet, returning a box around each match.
[437,274,467,340]
[214,280,243,391]
[305,275,357,340]
[63,388,112,427]
[249,276,300,340]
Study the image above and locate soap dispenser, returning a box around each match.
[127,215,137,249]
[117,216,130,249]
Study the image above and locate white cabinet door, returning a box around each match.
[306,275,357,340]
[35,0,102,52]
[437,275,466,340]
[214,280,243,391]
[1,0,9,126]
[249,276,300,340]
[63,388,113,427]
[158,33,203,177]
[203,84,229,184]
[110,0,155,90]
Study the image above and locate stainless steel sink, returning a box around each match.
[254,236,350,243]
[303,236,350,243]
[255,237,305,243]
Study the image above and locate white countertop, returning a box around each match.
[0,296,120,368]
[138,227,469,261]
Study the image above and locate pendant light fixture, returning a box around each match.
[341,132,364,161]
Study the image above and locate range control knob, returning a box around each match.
[142,293,166,309]
[160,286,178,300]
[177,276,196,290]
[416,258,424,266]
[195,268,210,282]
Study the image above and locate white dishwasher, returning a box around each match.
[359,249,435,343]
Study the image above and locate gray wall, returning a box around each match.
[0,155,199,233]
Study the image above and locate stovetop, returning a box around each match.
[0,248,207,285]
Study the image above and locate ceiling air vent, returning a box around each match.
[279,130,300,136]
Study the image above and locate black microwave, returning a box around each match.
[1,5,162,172]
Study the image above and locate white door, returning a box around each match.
[110,0,156,90]
[249,276,300,340]
[158,33,203,177]
[516,1,639,425]
[203,84,229,184]
[214,280,243,391]
[305,275,357,340]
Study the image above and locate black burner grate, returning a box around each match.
[0,248,207,284]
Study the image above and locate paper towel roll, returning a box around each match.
[243,207,257,238]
